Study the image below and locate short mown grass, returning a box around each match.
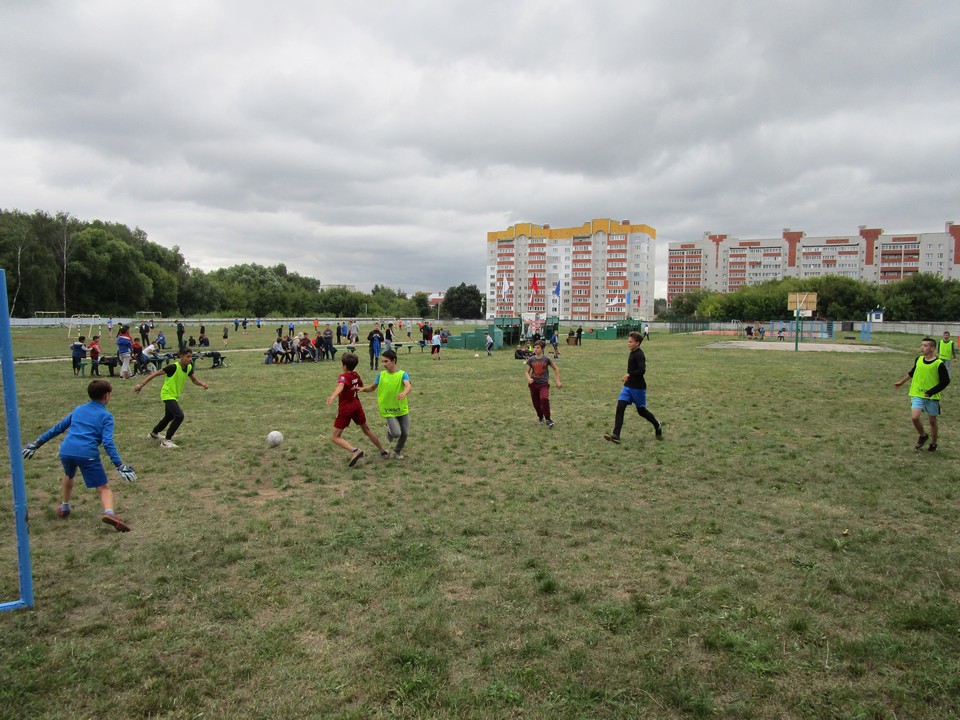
[1,327,958,719]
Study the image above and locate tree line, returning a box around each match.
[665,274,960,322]
[0,209,484,319]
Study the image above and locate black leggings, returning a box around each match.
[612,400,658,437]
[153,399,185,440]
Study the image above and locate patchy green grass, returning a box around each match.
[2,327,959,719]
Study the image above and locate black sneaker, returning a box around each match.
[546,419,555,428]
[915,434,929,450]
[928,443,938,452]
[538,418,545,424]
[655,421,664,440]
[603,433,621,444]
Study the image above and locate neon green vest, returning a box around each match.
[376,369,409,417]
[909,356,944,400]
[160,362,193,401]
[938,338,954,362]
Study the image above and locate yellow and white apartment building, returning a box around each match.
[486,218,656,321]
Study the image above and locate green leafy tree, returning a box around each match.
[179,268,223,315]
[411,292,430,318]
[317,287,365,318]
[0,210,58,315]
[66,228,152,314]
[671,288,715,318]
[442,283,483,319]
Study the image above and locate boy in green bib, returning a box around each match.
[360,349,413,459]
[135,348,209,449]
[895,337,950,452]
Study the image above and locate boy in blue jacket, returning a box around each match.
[22,380,137,531]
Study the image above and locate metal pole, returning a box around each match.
[0,270,35,611]
[794,307,800,352]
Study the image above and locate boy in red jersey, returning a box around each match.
[525,340,562,427]
[325,352,388,466]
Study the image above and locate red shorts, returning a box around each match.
[334,401,367,430]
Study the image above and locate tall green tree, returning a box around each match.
[411,292,430,318]
[442,283,483,319]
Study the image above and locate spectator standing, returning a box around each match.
[70,336,87,377]
[116,326,134,380]
[368,323,385,370]
[87,335,102,376]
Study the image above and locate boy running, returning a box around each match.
[360,349,413,459]
[22,380,137,531]
[134,347,209,449]
[525,340,562,427]
[894,336,950,451]
[326,352,388,466]
[604,331,664,444]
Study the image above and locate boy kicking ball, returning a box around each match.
[326,352,388,466]
[22,380,137,531]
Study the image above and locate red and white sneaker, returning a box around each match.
[101,514,131,532]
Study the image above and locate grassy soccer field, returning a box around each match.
[1,327,958,719]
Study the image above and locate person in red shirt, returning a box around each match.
[87,335,102,376]
[325,353,388,466]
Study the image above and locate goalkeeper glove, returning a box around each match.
[22,442,40,460]
[117,464,138,483]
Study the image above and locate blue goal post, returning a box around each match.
[0,270,34,611]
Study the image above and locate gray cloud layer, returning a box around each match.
[2,1,957,297]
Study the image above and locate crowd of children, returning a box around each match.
[40,317,681,535]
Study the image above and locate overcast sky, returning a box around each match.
[2,1,958,299]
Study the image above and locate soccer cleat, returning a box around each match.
[57,505,71,519]
[390,451,404,460]
[149,431,161,441]
[928,443,938,452]
[546,419,555,428]
[159,438,178,449]
[603,433,621,444]
[655,421,664,440]
[101,514,131,532]
[915,434,929,450]
[349,449,364,467]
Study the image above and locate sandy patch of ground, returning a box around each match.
[703,340,900,353]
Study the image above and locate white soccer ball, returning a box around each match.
[474,353,480,358]
[267,431,284,447]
